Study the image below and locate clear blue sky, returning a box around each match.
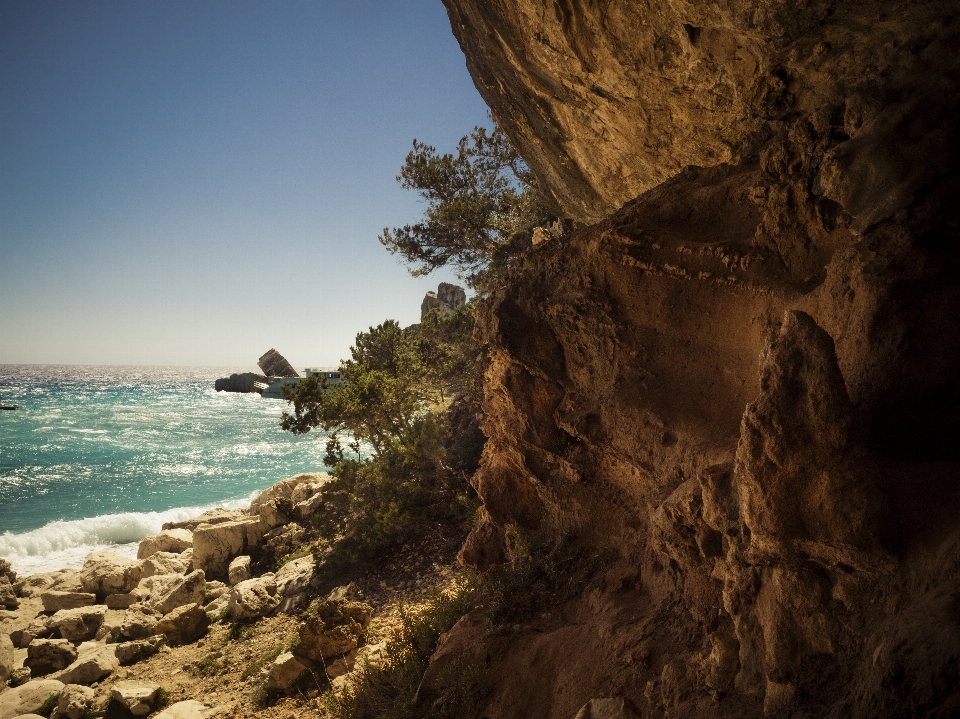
[0,0,487,368]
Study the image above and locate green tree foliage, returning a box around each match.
[280,304,480,454]
[379,122,556,292]
[280,306,484,573]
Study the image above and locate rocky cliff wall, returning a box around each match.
[444,2,960,717]
[443,0,959,225]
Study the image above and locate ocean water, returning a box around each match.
[0,365,330,576]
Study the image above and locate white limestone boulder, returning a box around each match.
[9,618,55,649]
[140,552,188,579]
[228,575,279,621]
[274,556,315,613]
[8,667,31,687]
[154,603,208,645]
[49,606,106,642]
[119,604,162,641]
[0,633,13,688]
[137,529,193,559]
[114,636,164,666]
[149,570,205,615]
[192,518,263,578]
[79,553,142,598]
[55,642,118,685]
[93,608,125,643]
[266,652,308,691]
[111,681,161,716]
[14,569,82,598]
[0,578,19,610]
[0,679,65,719]
[293,492,326,520]
[152,700,224,719]
[57,684,95,719]
[227,556,251,586]
[39,591,96,613]
[23,639,78,677]
[104,593,139,610]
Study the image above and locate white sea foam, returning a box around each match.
[0,493,257,576]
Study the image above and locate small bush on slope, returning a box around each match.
[323,576,484,719]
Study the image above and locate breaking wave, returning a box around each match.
[0,493,256,576]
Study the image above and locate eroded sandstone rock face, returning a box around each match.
[442,2,960,717]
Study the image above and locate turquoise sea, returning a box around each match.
[0,365,330,576]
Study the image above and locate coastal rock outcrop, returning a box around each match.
[420,282,467,319]
[0,559,15,586]
[442,0,960,225]
[162,509,247,533]
[140,552,189,580]
[439,1,960,717]
[257,349,299,379]
[213,372,268,394]
[14,569,81,598]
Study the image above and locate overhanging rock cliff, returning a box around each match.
[443,0,960,225]
[443,2,960,717]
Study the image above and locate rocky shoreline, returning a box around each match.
[0,473,394,719]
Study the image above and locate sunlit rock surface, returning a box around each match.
[442,1,960,716]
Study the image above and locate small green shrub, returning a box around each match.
[216,605,231,624]
[153,688,171,710]
[36,693,61,718]
[79,698,110,719]
[195,653,222,677]
[252,686,280,709]
[324,576,481,719]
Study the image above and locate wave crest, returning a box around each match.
[0,494,255,576]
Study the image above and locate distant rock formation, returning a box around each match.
[257,349,299,378]
[420,282,466,320]
[214,373,268,394]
